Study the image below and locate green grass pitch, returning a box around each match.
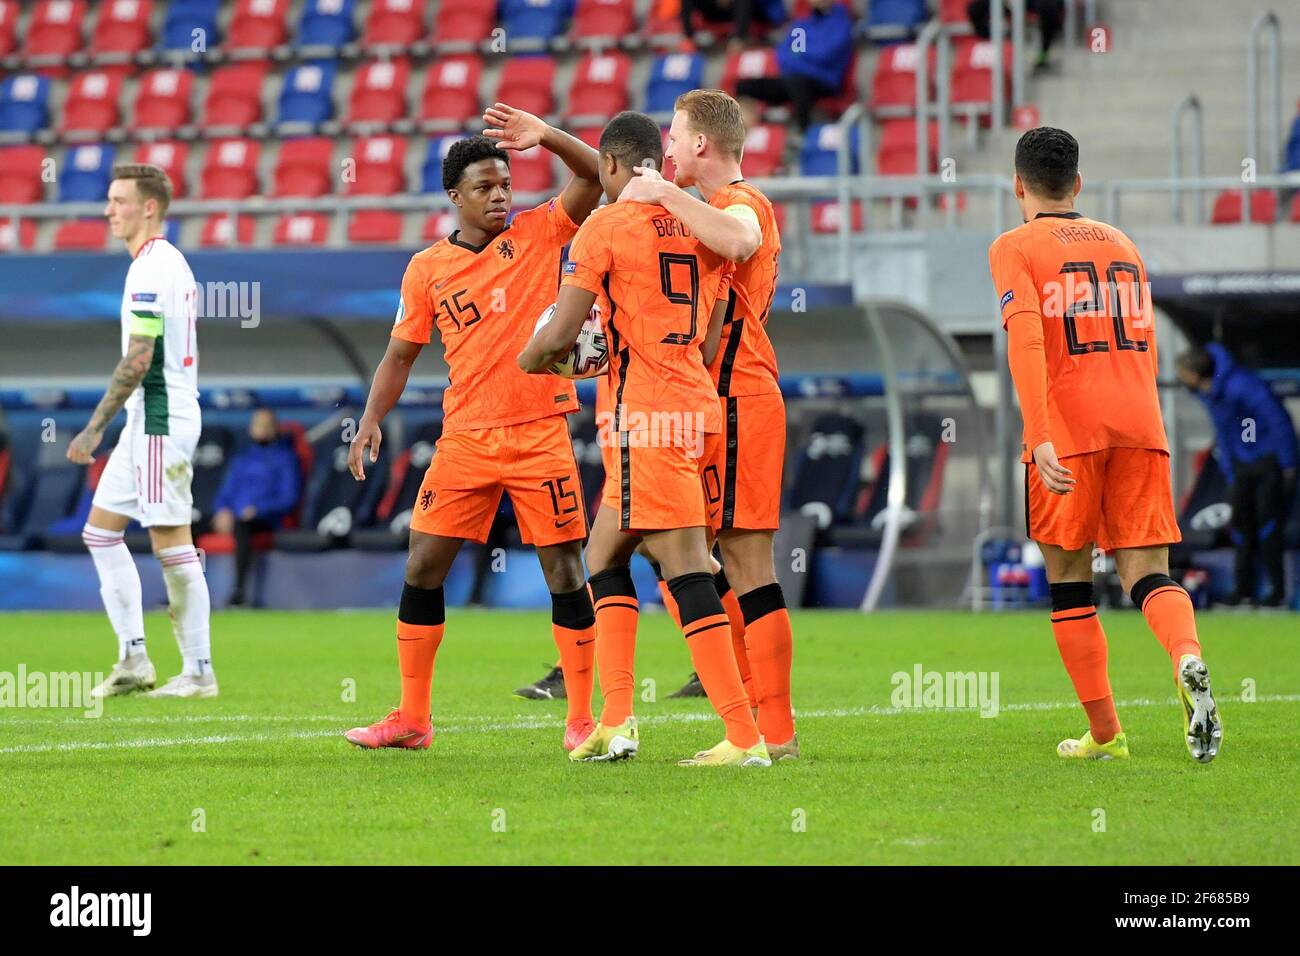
[1,608,1297,865]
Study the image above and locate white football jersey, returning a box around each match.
[120,236,200,434]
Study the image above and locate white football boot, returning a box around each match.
[89,653,157,698]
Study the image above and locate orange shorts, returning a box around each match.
[601,429,722,533]
[1025,447,1181,553]
[704,391,786,532]
[410,415,586,547]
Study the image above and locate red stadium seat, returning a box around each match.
[422,209,457,241]
[201,212,256,246]
[419,54,482,129]
[566,52,630,123]
[572,0,636,46]
[132,68,194,131]
[811,199,864,234]
[273,137,334,198]
[228,0,289,51]
[869,43,934,116]
[950,38,1012,121]
[54,218,109,251]
[740,123,785,177]
[495,56,556,120]
[90,0,154,59]
[433,2,494,50]
[200,138,261,199]
[348,209,403,243]
[364,0,426,46]
[770,201,787,235]
[572,125,602,150]
[348,135,407,195]
[0,217,37,252]
[720,47,778,95]
[877,118,939,175]
[274,212,330,245]
[346,58,410,126]
[25,1,87,66]
[1290,192,1300,223]
[134,140,189,197]
[1211,189,1279,224]
[0,146,48,203]
[939,0,973,28]
[0,1,18,58]
[62,71,123,134]
[203,62,270,129]
[814,51,860,121]
[643,0,683,46]
[507,144,554,193]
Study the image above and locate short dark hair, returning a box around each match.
[111,162,172,216]
[599,111,663,171]
[442,135,509,192]
[1014,126,1079,200]
[1177,347,1215,380]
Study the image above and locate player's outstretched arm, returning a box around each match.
[66,333,155,464]
[619,167,761,263]
[350,337,422,481]
[518,286,597,373]
[482,102,602,225]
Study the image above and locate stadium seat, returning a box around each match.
[1290,192,1300,223]
[501,0,570,48]
[275,430,384,549]
[870,43,934,117]
[572,0,636,47]
[298,0,357,47]
[228,0,289,51]
[347,209,402,243]
[54,218,109,250]
[200,212,256,246]
[0,146,48,204]
[60,143,115,202]
[720,47,778,96]
[132,68,195,131]
[740,123,785,177]
[273,211,331,245]
[363,0,425,46]
[432,1,494,50]
[815,51,861,121]
[422,208,457,241]
[566,51,630,124]
[200,138,261,199]
[421,135,459,193]
[0,1,18,58]
[785,413,866,531]
[90,0,154,60]
[0,458,84,550]
[951,38,1013,121]
[1285,111,1300,172]
[939,0,974,28]
[877,118,939,175]
[346,58,410,127]
[799,122,861,176]
[352,419,442,549]
[865,0,927,39]
[62,72,123,135]
[0,217,37,251]
[1177,447,1231,550]
[508,144,555,193]
[161,0,220,52]
[272,137,334,198]
[134,140,190,197]
[495,56,557,121]
[811,199,865,234]
[0,75,52,134]
[348,134,406,195]
[24,1,87,65]
[277,61,338,128]
[642,0,683,44]
[419,54,482,130]
[571,125,602,150]
[645,53,704,117]
[187,426,237,533]
[1210,189,1279,225]
[202,61,270,129]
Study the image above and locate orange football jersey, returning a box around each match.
[989,212,1168,462]
[392,198,580,432]
[707,180,781,397]
[562,202,731,435]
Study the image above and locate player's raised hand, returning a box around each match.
[619,164,671,205]
[482,102,546,151]
[66,427,102,465]
[1033,440,1075,495]
[349,419,382,481]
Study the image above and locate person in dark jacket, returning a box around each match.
[680,0,785,52]
[735,0,852,131]
[1178,344,1298,606]
[211,408,301,606]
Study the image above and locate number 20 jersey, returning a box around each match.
[392,198,580,433]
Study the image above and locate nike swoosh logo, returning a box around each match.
[434,280,447,289]
[554,517,577,529]
[576,638,595,646]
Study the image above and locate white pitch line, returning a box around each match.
[2,694,1296,755]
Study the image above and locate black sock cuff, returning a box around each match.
[589,566,636,603]
[648,560,664,582]
[713,567,731,596]
[399,583,445,626]
[667,572,724,627]
[1130,572,1180,610]
[1049,581,1094,612]
[551,585,595,629]
[739,582,786,624]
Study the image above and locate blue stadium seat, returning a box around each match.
[1285,114,1300,172]
[799,122,861,176]
[0,460,84,551]
[352,418,442,550]
[298,0,358,47]
[422,135,459,193]
[275,428,386,551]
[0,74,52,134]
[645,52,704,115]
[162,0,222,52]
[865,0,928,37]
[500,0,571,45]
[785,413,866,533]
[277,61,338,127]
[60,144,116,202]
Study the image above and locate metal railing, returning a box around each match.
[1170,94,1206,224]
[1246,11,1284,176]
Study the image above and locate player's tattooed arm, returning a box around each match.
[621,167,761,263]
[349,337,423,480]
[67,333,156,464]
[482,102,602,224]
[519,286,597,373]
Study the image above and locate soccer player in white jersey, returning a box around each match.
[67,163,216,699]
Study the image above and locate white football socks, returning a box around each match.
[82,524,146,661]
[157,545,213,676]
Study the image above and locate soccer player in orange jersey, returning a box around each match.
[617,89,797,758]
[343,105,605,754]
[989,127,1222,762]
[520,111,770,767]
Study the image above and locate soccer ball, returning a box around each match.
[533,302,608,379]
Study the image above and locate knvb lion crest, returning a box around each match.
[497,239,515,259]
[420,489,434,511]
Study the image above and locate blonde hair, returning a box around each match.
[673,89,746,160]
[110,163,172,217]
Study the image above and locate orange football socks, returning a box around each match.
[396,583,446,727]
[1131,573,1202,681]
[550,586,597,725]
[1049,582,1120,744]
[739,583,795,744]
[589,567,639,727]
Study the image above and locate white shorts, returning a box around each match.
[92,411,199,528]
